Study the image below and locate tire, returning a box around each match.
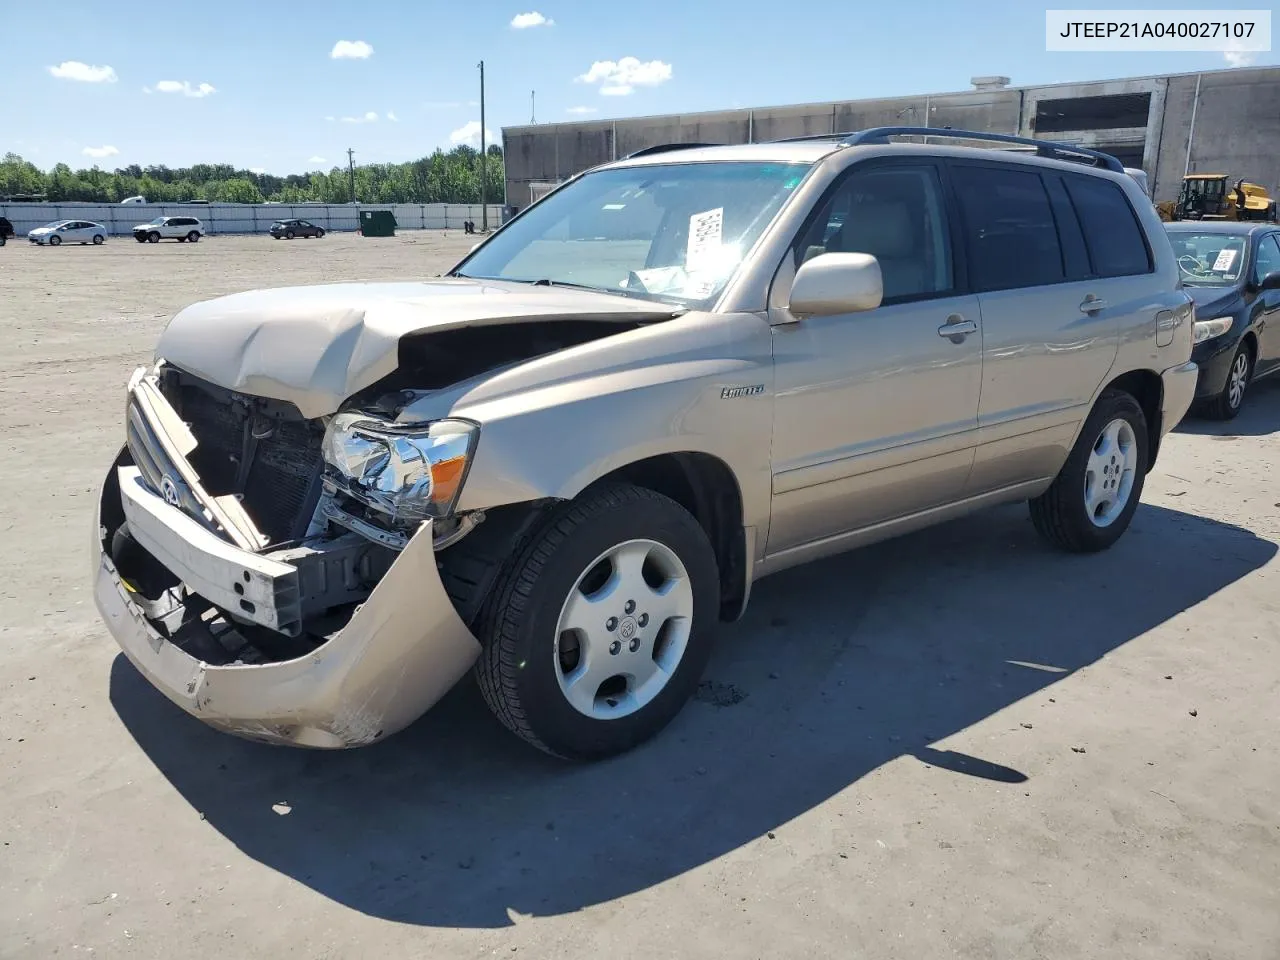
[147,232,160,243]
[49,235,62,246]
[92,234,104,245]
[473,483,720,760]
[315,229,325,238]
[1029,388,1149,553]
[1205,340,1253,420]
[285,230,295,240]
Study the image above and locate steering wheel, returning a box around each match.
[1177,254,1213,280]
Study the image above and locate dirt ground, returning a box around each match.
[1,232,1277,960]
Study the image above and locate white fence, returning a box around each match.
[0,202,507,237]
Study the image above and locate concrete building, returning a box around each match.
[502,65,1280,207]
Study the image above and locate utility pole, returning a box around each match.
[478,60,488,232]
[531,90,536,124]
[346,147,356,204]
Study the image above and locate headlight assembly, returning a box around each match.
[322,413,478,524]
[1192,316,1233,344]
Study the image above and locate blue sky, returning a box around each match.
[3,0,1274,174]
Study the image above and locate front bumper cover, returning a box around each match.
[94,376,483,749]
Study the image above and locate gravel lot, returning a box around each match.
[1,231,1277,959]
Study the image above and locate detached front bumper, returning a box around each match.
[93,376,483,749]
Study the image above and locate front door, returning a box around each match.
[1251,233,1280,374]
[766,160,982,555]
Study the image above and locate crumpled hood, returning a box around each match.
[155,278,679,418]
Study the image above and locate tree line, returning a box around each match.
[0,145,506,205]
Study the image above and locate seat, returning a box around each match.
[829,201,926,299]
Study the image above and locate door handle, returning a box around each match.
[938,315,978,340]
[1079,296,1108,314]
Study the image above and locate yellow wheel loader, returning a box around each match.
[1157,174,1278,223]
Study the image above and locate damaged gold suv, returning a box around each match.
[94,128,1197,759]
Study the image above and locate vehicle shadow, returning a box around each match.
[1176,373,1280,438]
[109,500,1275,929]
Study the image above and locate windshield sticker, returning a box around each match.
[686,207,723,273]
[1212,248,1237,272]
[602,203,626,210]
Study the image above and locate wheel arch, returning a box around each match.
[1101,369,1163,473]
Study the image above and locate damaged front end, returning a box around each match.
[94,363,483,748]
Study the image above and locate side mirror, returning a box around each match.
[1257,270,1280,292]
[788,252,883,318]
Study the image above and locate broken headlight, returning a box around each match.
[321,413,478,524]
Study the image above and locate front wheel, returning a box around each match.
[1205,341,1252,420]
[473,483,720,760]
[147,232,160,243]
[49,235,62,246]
[315,229,325,238]
[284,230,295,240]
[1030,389,1148,553]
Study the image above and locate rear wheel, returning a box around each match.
[1205,340,1253,420]
[1030,389,1148,553]
[186,231,200,243]
[92,234,104,245]
[474,483,720,760]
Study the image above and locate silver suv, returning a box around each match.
[94,128,1197,759]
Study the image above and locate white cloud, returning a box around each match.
[324,115,335,121]
[249,167,266,174]
[449,120,495,146]
[339,111,379,123]
[49,61,117,83]
[153,79,216,98]
[82,145,119,159]
[566,105,598,115]
[511,11,554,28]
[1223,43,1257,68]
[331,40,373,59]
[386,110,399,121]
[576,57,672,96]
[308,156,327,164]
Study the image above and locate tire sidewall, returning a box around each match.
[487,490,719,759]
[1222,342,1252,416]
[1061,393,1149,549]
[49,235,61,246]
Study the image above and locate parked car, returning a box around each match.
[0,216,13,245]
[94,128,1196,760]
[131,216,204,243]
[120,195,147,204]
[27,219,108,245]
[270,218,325,240]
[1167,221,1280,418]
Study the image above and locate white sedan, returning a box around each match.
[28,220,109,246]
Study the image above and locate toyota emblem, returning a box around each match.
[159,475,181,507]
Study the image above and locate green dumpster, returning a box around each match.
[359,209,397,237]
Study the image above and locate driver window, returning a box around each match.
[794,165,953,302]
[1255,235,1280,285]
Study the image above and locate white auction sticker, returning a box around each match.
[1212,248,1238,272]
[1046,9,1271,52]
[686,208,723,273]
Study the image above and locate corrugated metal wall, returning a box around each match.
[0,203,506,237]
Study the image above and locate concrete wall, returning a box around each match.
[502,66,1280,209]
[0,202,506,237]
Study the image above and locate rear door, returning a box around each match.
[951,162,1145,495]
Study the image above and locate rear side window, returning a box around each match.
[1063,175,1152,277]
[950,165,1065,292]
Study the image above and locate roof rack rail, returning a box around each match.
[840,127,1126,172]
[623,142,723,159]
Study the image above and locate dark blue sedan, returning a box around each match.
[1167,221,1280,419]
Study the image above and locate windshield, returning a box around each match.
[455,161,812,304]
[40,221,69,230]
[148,217,167,225]
[1169,232,1248,286]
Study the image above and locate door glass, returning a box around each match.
[1253,235,1280,285]
[951,165,1065,291]
[796,165,953,302]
